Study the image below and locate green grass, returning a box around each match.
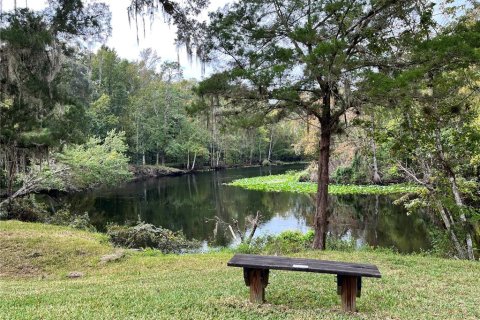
[0,221,112,277]
[1,222,480,319]
[227,173,424,195]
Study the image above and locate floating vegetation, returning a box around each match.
[227,172,424,195]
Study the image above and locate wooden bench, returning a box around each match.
[227,253,381,312]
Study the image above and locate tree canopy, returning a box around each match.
[201,0,435,249]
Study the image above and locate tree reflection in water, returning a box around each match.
[53,165,431,253]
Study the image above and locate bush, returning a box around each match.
[265,230,312,254]
[332,166,354,184]
[326,236,357,251]
[428,228,457,258]
[236,230,365,255]
[0,197,95,231]
[332,153,369,184]
[0,196,49,222]
[46,208,96,232]
[237,230,314,255]
[261,159,272,166]
[107,222,200,253]
[236,241,263,254]
[298,161,317,182]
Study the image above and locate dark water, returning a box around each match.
[57,164,431,253]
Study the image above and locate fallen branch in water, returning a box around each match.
[207,211,262,244]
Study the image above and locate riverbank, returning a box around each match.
[129,162,308,180]
[130,165,187,181]
[228,172,424,195]
[1,220,479,319]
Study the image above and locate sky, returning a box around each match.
[1,0,228,80]
[1,0,468,79]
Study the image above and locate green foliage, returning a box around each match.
[107,222,200,253]
[0,196,49,222]
[0,196,95,231]
[261,159,271,166]
[237,230,360,255]
[87,94,119,137]
[332,166,354,184]
[364,14,480,259]
[0,130,132,205]
[228,172,424,195]
[58,130,132,189]
[263,230,314,254]
[46,208,95,232]
[428,228,458,259]
[326,237,357,252]
[236,230,313,255]
[0,3,111,144]
[332,153,369,184]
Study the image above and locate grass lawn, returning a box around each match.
[1,220,479,319]
[227,173,424,195]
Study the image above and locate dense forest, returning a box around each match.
[1,0,479,260]
[0,9,306,200]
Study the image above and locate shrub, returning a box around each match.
[107,222,200,253]
[261,159,271,166]
[0,196,49,222]
[298,161,317,182]
[236,241,262,254]
[332,153,369,184]
[237,230,314,255]
[428,228,457,258]
[0,197,95,231]
[264,231,307,254]
[46,208,96,232]
[236,230,364,255]
[325,236,357,251]
[332,166,354,184]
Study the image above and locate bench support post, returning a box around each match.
[243,268,269,303]
[338,275,359,312]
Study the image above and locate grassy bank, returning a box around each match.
[227,173,424,195]
[1,221,479,319]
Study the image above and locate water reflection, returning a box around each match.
[56,165,431,253]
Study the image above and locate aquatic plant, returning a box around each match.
[227,172,424,195]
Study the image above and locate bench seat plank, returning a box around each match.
[227,254,381,278]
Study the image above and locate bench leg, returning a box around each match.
[243,268,269,303]
[339,276,358,312]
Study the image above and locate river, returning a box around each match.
[57,164,431,253]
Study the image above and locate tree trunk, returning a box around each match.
[142,152,146,166]
[192,151,197,170]
[7,145,16,197]
[267,128,273,162]
[249,145,253,165]
[187,150,190,170]
[313,92,332,250]
[156,152,159,166]
[312,126,331,249]
[434,128,474,260]
[436,202,467,259]
[370,114,381,184]
[449,176,475,260]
